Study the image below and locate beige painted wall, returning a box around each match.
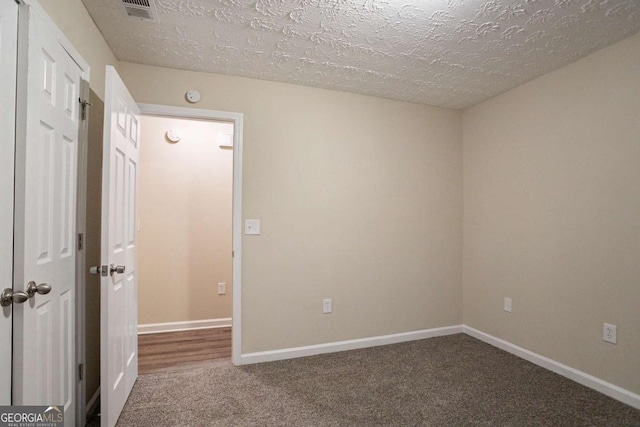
[38,0,119,100]
[138,116,233,324]
[118,62,463,352]
[463,32,640,394]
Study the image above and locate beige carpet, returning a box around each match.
[113,334,640,426]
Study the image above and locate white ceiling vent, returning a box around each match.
[122,0,157,22]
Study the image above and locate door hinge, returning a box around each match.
[232,251,235,258]
[78,233,84,251]
[78,364,84,381]
[79,98,92,120]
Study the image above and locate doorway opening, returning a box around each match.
[136,114,234,374]
[82,100,243,425]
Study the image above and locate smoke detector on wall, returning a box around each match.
[166,129,182,143]
[121,0,158,22]
[186,90,201,103]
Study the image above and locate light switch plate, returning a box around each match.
[245,219,260,235]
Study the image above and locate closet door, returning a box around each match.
[12,8,84,426]
[0,0,19,405]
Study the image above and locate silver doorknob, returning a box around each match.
[110,264,125,275]
[26,281,51,298]
[0,288,29,307]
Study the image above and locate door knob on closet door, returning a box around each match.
[110,264,126,275]
[26,281,51,298]
[0,289,29,307]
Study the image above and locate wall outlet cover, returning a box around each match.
[504,297,512,313]
[603,323,617,344]
[323,298,332,314]
[218,282,226,295]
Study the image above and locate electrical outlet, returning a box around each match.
[217,282,226,295]
[504,297,512,313]
[323,298,332,314]
[603,323,617,344]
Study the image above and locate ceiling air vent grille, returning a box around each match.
[123,0,151,6]
[121,0,157,22]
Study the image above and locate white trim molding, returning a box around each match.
[240,325,463,365]
[240,323,640,410]
[138,318,232,335]
[463,326,640,410]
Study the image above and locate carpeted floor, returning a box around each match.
[114,334,640,426]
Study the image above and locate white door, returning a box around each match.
[0,0,18,405]
[101,66,140,427]
[12,9,83,426]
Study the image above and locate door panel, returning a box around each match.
[101,66,140,427]
[13,9,82,426]
[0,0,18,406]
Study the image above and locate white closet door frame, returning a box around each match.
[0,0,19,406]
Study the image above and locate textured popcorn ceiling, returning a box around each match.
[81,0,640,109]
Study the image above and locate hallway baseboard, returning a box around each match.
[464,326,640,410]
[138,318,232,335]
[240,325,463,365]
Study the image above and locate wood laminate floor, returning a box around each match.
[138,327,232,375]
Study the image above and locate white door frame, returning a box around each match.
[137,103,244,365]
[0,0,19,406]
[16,0,90,423]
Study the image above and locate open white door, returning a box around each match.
[0,0,18,406]
[100,66,140,427]
[12,8,84,426]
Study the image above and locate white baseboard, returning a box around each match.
[86,388,100,416]
[240,325,463,365]
[239,323,639,410]
[463,326,640,410]
[138,318,232,335]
